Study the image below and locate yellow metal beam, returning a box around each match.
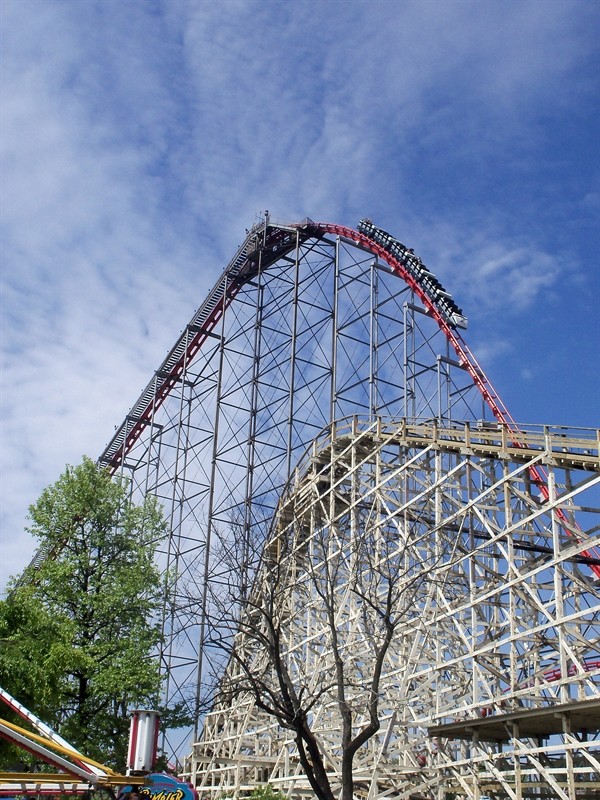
[0,772,138,787]
[0,716,118,777]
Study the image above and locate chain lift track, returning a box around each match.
[99,217,512,475]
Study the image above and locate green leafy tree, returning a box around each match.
[0,588,73,768]
[0,457,167,768]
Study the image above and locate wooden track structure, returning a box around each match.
[188,418,600,798]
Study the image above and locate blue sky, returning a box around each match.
[1,0,599,588]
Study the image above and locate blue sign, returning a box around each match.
[119,774,197,800]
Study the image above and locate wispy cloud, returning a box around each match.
[1,0,598,586]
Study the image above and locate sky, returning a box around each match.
[1,0,599,590]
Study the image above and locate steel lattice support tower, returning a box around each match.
[75,215,599,792]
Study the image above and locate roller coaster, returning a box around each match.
[24,215,600,797]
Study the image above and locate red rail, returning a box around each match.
[308,222,600,578]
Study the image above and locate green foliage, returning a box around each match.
[0,457,168,769]
[0,586,71,715]
[0,588,73,768]
[247,787,285,800]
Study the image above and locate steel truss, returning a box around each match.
[189,419,600,798]
[82,216,599,790]
[94,219,488,748]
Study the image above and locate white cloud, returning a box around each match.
[475,248,560,310]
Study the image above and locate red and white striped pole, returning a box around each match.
[126,711,160,775]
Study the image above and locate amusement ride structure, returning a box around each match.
[26,215,600,798]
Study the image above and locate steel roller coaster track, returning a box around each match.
[100,217,513,473]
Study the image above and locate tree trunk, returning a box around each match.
[295,728,336,800]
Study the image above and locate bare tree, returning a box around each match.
[200,453,442,800]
